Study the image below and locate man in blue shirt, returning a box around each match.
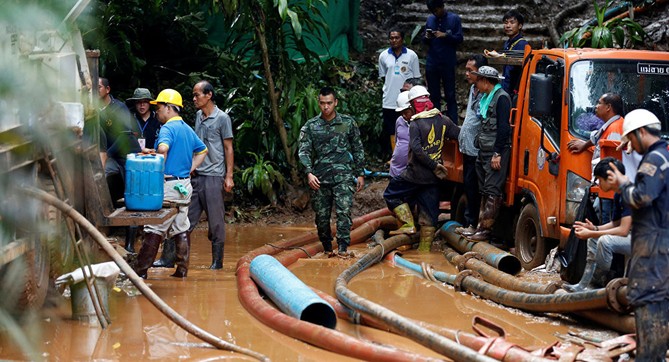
[134,89,208,279]
[423,0,463,124]
[564,157,631,292]
[501,10,529,96]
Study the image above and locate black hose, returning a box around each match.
[334,233,499,362]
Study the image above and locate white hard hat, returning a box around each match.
[408,85,430,102]
[622,109,661,142]
[395,91,411,112]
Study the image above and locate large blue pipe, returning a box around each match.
[249,254,337,329]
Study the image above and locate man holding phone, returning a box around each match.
[423,0,463,124]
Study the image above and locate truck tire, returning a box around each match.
[451,191,467,225]
[515,203,547,271]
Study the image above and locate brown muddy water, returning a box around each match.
[0,224,618,361]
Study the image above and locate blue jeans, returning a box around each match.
[586,233,631,272]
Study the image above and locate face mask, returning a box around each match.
[411,96,433,113]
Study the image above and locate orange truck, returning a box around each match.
[442,47,669,270]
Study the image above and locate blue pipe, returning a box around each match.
[249,254,337,329]
[582,2,629,26]
[393,254,456,285]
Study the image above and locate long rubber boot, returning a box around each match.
[389,203,416,235]
[564,260,598,292]
[134,233,162,279]
[468,195,502,242]
[460,196,487,236]
[152,238,175,268]
[125,226,138,253]
[417,226,436,252]
[171,232,190,278]
[210,243,223,270]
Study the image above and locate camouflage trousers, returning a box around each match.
[311,179,355,252]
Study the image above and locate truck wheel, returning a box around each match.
[515,203,547,271]
[451,192,467,225]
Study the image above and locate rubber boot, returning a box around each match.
[455,224,476,235]
[564,260,598,292]
[134,233,162,279]
[468,195,502,242]
[152,238,175,268]
[171,232,190,278]
[417,226,436,252]
[210,243,223,270]
[389,203,416,235]
[460,197,487,237]
[125,226,138,253]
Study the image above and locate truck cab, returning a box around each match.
[443,47,669,270]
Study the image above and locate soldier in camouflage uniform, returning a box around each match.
[298,87,365,256]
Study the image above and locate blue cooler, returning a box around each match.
[124,153,164,211]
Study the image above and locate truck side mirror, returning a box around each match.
[528,73,553,118]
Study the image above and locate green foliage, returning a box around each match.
[80,0,382,205]
[560,0,647,49]
[241,152,285,206]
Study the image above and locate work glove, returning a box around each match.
[433,164,448,180]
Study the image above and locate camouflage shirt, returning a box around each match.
[298,112,365,184]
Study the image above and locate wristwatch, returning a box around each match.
[493,152,501,158]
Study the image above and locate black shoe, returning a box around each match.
[209,243,223,270]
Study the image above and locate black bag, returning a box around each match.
[559,188,599,284]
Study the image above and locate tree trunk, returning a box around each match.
[254,20,301,186]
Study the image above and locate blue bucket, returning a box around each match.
[124,153,164,211]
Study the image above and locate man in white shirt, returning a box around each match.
[379,29,420,160]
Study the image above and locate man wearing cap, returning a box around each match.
[122,88,163,254]
[127,88,161,151]
[455,54,488,236]
[608,109,669,360]
[383,85,459,252]
[134,89,208,279]
[389,90,415,178]
[461,66,511,242]
[379,28,421,160]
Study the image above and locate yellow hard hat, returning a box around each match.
[150,88,183,107]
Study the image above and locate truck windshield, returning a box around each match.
[569,59,669,140]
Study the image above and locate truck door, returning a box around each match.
[511,55,564,269]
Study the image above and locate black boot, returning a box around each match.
[468,196,503,242]
[152,238,175,268]
[564,260,598,292]
[171,232,190,278]
[125,226,138,253]
[134,233,162,279]
[210,243,223,270]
